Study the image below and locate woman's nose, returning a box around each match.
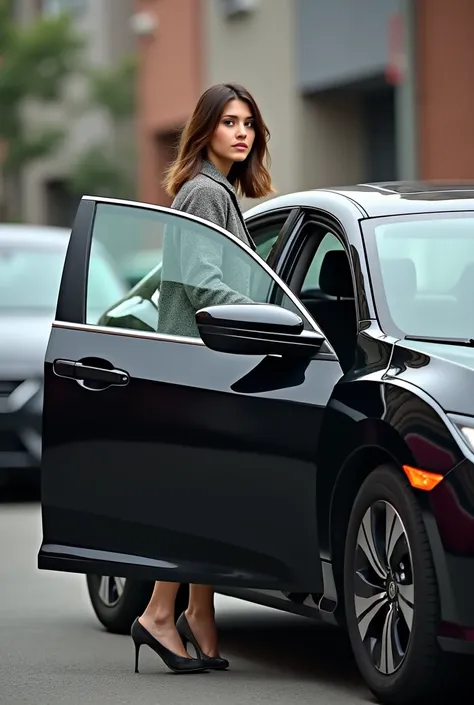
[236,123,247,138]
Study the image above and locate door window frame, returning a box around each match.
[281,208,361,324]
[245,207,303,269]
[56,196,327,345]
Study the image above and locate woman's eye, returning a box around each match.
[222,119,254,128]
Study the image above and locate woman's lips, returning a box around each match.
[233,143,248,151]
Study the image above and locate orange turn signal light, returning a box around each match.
[402,465,444,491]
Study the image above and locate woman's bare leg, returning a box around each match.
[139,581,190,657]
[185,584,219,657]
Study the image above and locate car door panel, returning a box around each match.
[39,197,343,592]
[41,324,342,589]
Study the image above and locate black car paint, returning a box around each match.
[316,330,474,626]
[41,321,342,591]
[39,184,474,652]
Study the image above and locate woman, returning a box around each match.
[131,83,273,675]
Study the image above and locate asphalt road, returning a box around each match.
[0,494,373,705]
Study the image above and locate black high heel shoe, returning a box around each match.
[176,613,229,670]
[131,618,209,674]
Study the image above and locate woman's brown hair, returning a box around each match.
[164,83,273,199]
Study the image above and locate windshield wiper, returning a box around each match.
[405,335,474,347]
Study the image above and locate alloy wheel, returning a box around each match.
[96,576,127,607]
[353,500,414,675]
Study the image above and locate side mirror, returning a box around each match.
[196,303,324,357]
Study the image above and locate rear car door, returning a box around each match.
[39,197,343,592]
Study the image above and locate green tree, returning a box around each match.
[0,0,83,220]
[66,54,137,200]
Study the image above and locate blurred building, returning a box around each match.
[136,0,474,211]
[205,0,404,209]
[136,0,402,209]
[14,0,134,225]
[416,0,474,180]
[135,0,398,208]
[135,0,202,207]
[205,0,304,209]
[9,0,474,223]
[136,0,303,208]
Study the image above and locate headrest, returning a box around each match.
[380,258,417,299]
[319,250,353,298]
[453,262,474,295]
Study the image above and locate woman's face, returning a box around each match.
[207,99,255,171]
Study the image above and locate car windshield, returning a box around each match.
[366,213,474,339]
[0,240,126,319]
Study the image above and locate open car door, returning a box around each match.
[38,196,342,592]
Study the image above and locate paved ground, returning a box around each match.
[0,493,373,705]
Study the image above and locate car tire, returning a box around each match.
[86,575,189,635]
[343,465,455,704]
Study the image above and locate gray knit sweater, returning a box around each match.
[158,160,256,338]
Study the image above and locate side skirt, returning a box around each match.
[216,560,341,628]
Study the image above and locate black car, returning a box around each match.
[0,224,126,488]
[38,185,474,704]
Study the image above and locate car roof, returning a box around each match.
[244,181,474,219]
[0,223,70,248]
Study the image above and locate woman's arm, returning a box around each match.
[177,184,253,310]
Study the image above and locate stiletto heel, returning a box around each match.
[176,613,229,670]
[130,618,208,674]
[134,643,140,673]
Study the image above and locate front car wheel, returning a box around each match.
[344,465,457,704]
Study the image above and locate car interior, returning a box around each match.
[378,257,417,331]
[379,256,470,338]
[291,227,358,372]
[374,222,474,339]
[301,249,357,370]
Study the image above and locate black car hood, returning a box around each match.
[0,313,52,379]
[389,340,474,416]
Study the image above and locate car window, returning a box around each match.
[88,214,278,292]
[250,224,279,262]
[86,203,313,337]
[0,240,125,319]
[301,232,344,292]
[256,234,278,261]
[247,213,295,263]
[366,214,474,338]
[295,229,356,370]
[87,245,128,322]
[96,215,287,328]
